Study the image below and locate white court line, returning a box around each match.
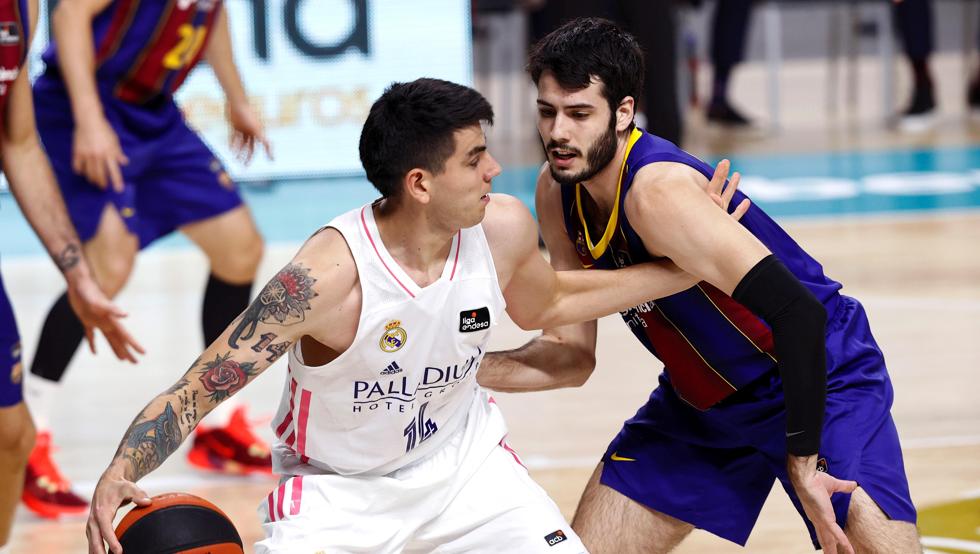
[860,296,980,312]
[960,488,980,500]
[920,537,980,553]
[903,435,980,450]
[781,207,980,226]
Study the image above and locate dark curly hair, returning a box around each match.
[527,17,644,115]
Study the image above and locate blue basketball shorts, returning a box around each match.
[0,269,23,407]
[33,75,243,249]
[599,295,916,547]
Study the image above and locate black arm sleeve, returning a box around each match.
[732,255,828,456]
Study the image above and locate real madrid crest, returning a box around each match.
[379,320,407,352]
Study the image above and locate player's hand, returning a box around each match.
[706,159,751,221]
[86,471,152,554]
[67,277,145,363]
[73,115,129,193]
[226,99,272,165]
[788,455,858,554]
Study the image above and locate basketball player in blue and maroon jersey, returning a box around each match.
[479,18,920,553]
[22,0,272,518]
[0,0,142,546]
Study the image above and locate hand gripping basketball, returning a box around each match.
[87,474,151,554]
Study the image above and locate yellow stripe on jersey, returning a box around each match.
[576,127,643,260]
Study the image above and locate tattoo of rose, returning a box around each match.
[198,352,257,402]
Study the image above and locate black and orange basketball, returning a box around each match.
[115,492,244,553]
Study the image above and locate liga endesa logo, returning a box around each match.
[459,307,490,333]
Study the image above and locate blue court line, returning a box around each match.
[2,145,979,258]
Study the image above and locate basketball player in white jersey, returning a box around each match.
[86,78,746,554]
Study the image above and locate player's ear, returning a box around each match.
[616,96,635,132]
[403,168,432,205]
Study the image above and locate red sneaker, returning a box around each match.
[21,431,89,518]
[187,406,272,475]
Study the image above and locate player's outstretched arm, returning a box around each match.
[624,162,853,553]
[485,195,685,332]
[1,10,143,362]
[86,230,358,554]
[486,160,747,332]
[479,161,747,392]
[52,0,129,192]
[204,5,271,164]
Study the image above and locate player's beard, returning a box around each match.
[544,114,618,187]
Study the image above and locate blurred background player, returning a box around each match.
[481,18,919,553]
[892,0,980,129]
[0,0,141,547]
[705,0,755,126]
[21,0,273,518]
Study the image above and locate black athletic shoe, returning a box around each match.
[706,99,752,127]
[898,84,936,131]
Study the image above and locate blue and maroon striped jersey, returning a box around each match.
[0,0,29,121]
[560,128,843,410]
[42,0,222,104]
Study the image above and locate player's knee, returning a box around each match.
[0,408,35,467]
[98,256,136,296]
[213,236,263,283]
[241,234,265,273]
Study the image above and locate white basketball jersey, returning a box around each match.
[271,202,508,476]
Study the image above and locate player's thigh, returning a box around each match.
[573,462,693,554]
[0,283,25,413]
[0,401,33,457]
[414,444,585,554]
[846,487,921,554]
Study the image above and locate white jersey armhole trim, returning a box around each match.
[290,224,368,371]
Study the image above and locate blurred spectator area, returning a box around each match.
[472,0,980,162]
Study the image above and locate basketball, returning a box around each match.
[114,493,244,554]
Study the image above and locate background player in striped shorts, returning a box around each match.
[480,18,919,553]
[0,0,141,548]
[84,78,745,554]
[21,0,273,518]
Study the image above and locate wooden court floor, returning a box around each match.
[4,211,979,553]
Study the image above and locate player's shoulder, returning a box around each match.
[291,226,359,299]
[482,193,534,234]
[626,161,706,212]
[481,193,537,255]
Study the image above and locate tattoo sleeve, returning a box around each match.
[122,401,182,480]
[228,263,317,348]
[109,345,294,481]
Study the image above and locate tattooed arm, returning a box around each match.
[87,228,360,554]
[0,1,142,362]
